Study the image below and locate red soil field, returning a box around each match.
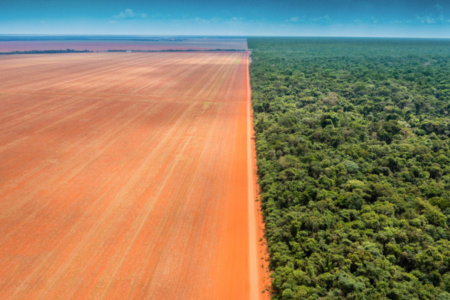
[0,51,267,299]
[0,39,248,52]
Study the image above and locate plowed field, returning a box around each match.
[0,52,264,299]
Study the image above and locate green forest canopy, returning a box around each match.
[248,37,450,300]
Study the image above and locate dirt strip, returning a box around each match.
[246,52,272,300]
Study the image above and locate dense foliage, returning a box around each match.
[249,37,450,300]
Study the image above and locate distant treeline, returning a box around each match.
[106,49,246,52]
[0,35,187,42]
[0,49,92,55]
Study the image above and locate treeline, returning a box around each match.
[0,49,91,55]
[106,49,246,52]
[249,37,450,299]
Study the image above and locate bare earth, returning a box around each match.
[0,52,264,299]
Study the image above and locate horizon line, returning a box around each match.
[1,34,450,39]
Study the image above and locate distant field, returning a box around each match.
[0,51,261,299]
[0,38,248,52]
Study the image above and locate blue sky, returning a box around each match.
[2,0,450,37]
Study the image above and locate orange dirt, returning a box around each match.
[246,54,273,300]
[0,51,267,299]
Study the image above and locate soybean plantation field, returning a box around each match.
[0,51,263,299]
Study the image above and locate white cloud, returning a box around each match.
[191,16,239,24]
[425,15,437,23]
[286,16,306,23]
[416,14,437,24]
[414,4,446,24]
[193,17,212,23]
[311,15,331,22]
[113,9,147,19]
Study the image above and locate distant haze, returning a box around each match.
[2,0,450,38]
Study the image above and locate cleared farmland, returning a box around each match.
[0,52,264,299]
